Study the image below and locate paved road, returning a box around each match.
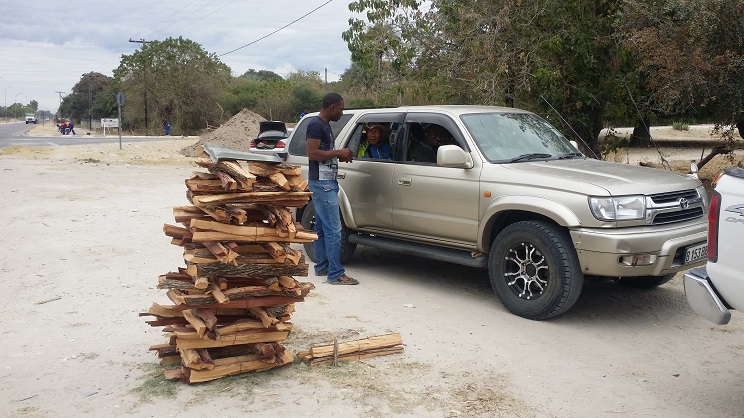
[0,121,178,148]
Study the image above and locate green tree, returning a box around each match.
[60,72,113,125]
[114,36,231,134]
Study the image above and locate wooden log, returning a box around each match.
[163,224,190,239]
[300,347,405,367]
[191,231,314,243]
[180,348,214,370]
[146,302,183,318]
[175,329,290,350]
[182,310,208,338]
[170,295,305,312]
[191,261,309,279]
[309,333,403,358]
[269,172,291,191]
[191,191,311,206]
[185,350,294,384]
[274,163,301,175]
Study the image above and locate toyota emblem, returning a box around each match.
[679,197,689,209]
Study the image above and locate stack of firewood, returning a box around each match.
[141,146,317,384]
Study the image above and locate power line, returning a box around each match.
[167,0,240,34]
[218,0,334,57]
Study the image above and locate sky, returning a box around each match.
[0,0,362,114]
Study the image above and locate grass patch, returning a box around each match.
[130,364,181,403]
[78,157,102,163]
[672,121,690,131]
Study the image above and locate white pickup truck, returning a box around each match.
[684,167,744,324]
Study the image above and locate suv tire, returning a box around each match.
[299,200,357,264]
[488,220,584,320]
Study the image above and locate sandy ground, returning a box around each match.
[2,135,744,418]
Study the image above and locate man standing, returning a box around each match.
[306,93,358,285]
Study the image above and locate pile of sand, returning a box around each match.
[180,109,266,157]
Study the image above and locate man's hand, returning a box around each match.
[337,148,353,163]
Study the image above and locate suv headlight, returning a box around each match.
[695,185,708,210]
[589,195,646,221]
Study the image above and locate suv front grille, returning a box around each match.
[646,189,705,225]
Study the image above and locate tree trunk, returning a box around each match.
[629,120,652,147]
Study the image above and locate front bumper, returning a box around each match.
[683,268,731,325]
[570,221,706,277]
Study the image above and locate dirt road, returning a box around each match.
[2,142,743,417]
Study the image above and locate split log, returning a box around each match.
[187,261,308,279]
[309,333,403,358]
[170,295,305,312]
[190,191,311,207]
[184,350,294,383]
[175,329,290,350]
[299,347,405,367]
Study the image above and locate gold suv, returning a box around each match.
[283,106,708,320]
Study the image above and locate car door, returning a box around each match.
[337,112,404,231]
[391,112,481,245]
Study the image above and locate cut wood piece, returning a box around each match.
[210,283,229,304]
[269,172,291,191]
[182,310,208,338]
[147,302,184,318]
[160,356,182,367]
[277,276,297,289]
[163,224,190,239]
[216,160,256,189]
[301,347,405,367]
[193,262,309,279]
[215,170,238,191]
[191,191,311,206]
[219,318,277,334]
[191,231,314,243]
[276,163,302,176]
[194,308,218,330]
[194,277,209,290]
[170,295,306,311]
[308,333,403,358]
[190,219,301,243]
[180,348,214,370]
[186,350,293,384]
[249,307,278,328]
[163,368,185,380]
[158,278,195,290]
[175,329,290,350]
[246,161,278,177]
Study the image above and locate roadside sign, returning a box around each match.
[116,91,125,106]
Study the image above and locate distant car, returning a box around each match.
[25,114,37,124]
[250,121,289,152]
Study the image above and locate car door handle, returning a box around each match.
[337,172,346,179]
[397,177,412,186]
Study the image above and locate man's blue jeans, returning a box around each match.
[308,180,345,282]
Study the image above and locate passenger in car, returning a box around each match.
[357,123,391,159]
[409,124,453,163]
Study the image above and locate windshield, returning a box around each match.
[460,112,581,162]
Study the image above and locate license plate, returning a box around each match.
[685,242,708,264]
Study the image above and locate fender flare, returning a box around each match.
[477,195,582,249]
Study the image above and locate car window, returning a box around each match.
[402,121,461,164]
[348,121,399,161]
[287,113,354,156]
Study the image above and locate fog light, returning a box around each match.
[618,254,657,266]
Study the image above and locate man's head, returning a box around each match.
[365,123,388,145]
[320,93,344,122]
[424,124,450,146]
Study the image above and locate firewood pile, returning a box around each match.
[141,145,317,384]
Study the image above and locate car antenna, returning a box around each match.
[539,95,599,159]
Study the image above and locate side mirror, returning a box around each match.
[437,145,473,168]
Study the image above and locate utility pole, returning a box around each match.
[55,91,65,122]
[129,38,152,135]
